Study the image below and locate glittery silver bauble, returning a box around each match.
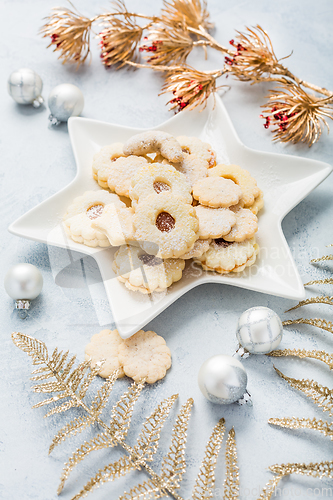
[198,354,248,404]
[236,306,283,354]
[4,264,43,314]
[48,83,84,125]
[7,68,44,107]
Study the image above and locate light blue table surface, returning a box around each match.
[1,1,332,499]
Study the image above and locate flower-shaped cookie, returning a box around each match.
[223,207,258,242]
[176,135,216,167]
[84,329,125,378]
[107,156,148,198]
[197,238,259,274]
[133,192,199,259]
[112,244,185,293]
[130,163,192,205]
[118,330,172,384]
[63,190,125,247]
[92,143,126,188]
[194,205,236,239]
[192,177,242,208]
[208,164,260,207]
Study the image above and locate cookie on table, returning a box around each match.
[192,177,242,209]
[133,192,199,259]
[174,154,209,189]
[118,330,172,384]
[208,164,260,207]
[112,244,185,294]
[197,238,259,274]
[63,190,125,247]
[223,207,258,242]
[176,136,217,167]
[123,131,183,163]
[92,144,126,188]
[194,205,236,239]
[130,163,192,205]
[107,156,149,198]
[84,329,125,379]
[92,205,135,246]
[179,238,211,259]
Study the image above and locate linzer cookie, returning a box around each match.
[194,205,236,239]
[197,238,259,274]
[209,164,260,207]
[130,163,192,205]
[112,244,185,293]
[223,207,258,242]
[176,135,217,167]
[133,192,199,259]
[92,205,135,246]
[63,190,125,247]
[192,177,242,208]
[92,143,125,188]
[107,156,148,198]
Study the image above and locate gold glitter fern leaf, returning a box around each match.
[192,418,226,500]
[268,349,333,370]
[257,474,286,500]
[283,318,333,335]
[269,460,333,479]
[286,296,333,311]
[224,428,240,500]
[274,367,333,415]
[305,278,333,286]
[268,417,333,440]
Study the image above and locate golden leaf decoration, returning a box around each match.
[268,348,333,370]
[135,394,178,462]
[286,296,333,311]
[72,456,136,500]
[256,474,285,500]
[44,399,78,418]
[110,379,145,441]
[90,371,119,415]
[311,254,333,263]
[58,431,117,493]
[224,428,240,500]
[268,417,333,440]
[269,460,333,479]
[119,479,164,500]
[161,398,194,489]
[274,366,333,416]
[305,278,333,286]
[283,318,333,335]
[192,418,226,500]
[12,332,48,365]
[49,415,95,454]
[31,392,71,409]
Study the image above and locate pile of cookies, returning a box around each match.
[85,329,171,384]
[63,131,263,294]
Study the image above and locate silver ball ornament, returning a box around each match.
[236,306,283,354]
[198,354,248,404]
[4,264,43,314]
[7,68,44,107]
[48,83,84,125]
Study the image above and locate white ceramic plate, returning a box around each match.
[9,96,332,338]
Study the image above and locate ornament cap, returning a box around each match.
[15,299,31,310]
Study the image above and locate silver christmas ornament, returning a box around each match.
[198,354,250,405]
[7,68,44,107]
[4,264,43,317]
[48,83,84,126]
[236,306,283,355]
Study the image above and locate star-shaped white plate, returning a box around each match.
[9,95,332,338]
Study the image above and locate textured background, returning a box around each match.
[1,0,333,499]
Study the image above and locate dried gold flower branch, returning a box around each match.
[268,417,333,441]
[224,428,240,500]
[40,1,333,145]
